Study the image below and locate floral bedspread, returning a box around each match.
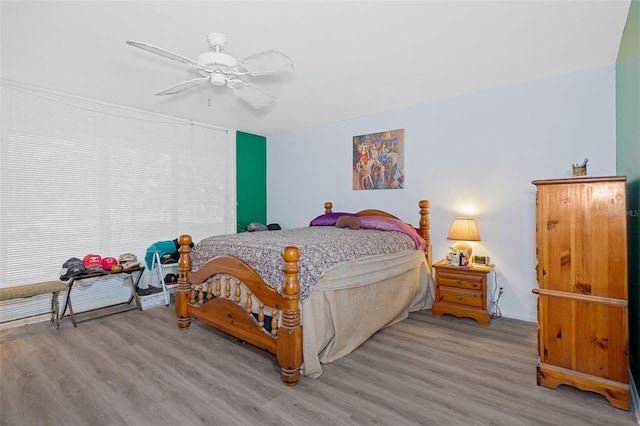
[190,227,419,302]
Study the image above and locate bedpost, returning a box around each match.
[324,201,333,214]
[277,246,302,386]
[418,200,432,269]
[175,234,192,329]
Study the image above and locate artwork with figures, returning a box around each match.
[353,129,405,190]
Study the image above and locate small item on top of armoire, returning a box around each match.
[571,158,588,176]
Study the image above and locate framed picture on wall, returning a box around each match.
[352,128,405,190]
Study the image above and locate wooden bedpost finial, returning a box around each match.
[179,234,192,249]
[324,202,333,214]
[283,246,300,264]
[278,246,302,386]
[178,235,193,278]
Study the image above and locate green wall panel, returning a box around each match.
[616,0,640,396]
[236,131,266,233]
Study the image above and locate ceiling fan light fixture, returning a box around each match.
[210,73,227,86]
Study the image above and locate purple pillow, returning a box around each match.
[309,212,357,226]
[358,215,427,251]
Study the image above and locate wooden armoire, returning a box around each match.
[532,176,629,411]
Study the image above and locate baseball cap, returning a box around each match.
[160,252,179,264]
[83,254,103,271]
[60,257,87,281]
[119,253,137,263]
[117,253,140,269]
[101,257,118,270]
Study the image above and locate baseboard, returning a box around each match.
[0,313,50,331]
[631,369,640,424]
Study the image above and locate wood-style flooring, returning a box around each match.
[0,307,636,426]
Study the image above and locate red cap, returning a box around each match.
[83,254,102,269]
[101,257,118,270]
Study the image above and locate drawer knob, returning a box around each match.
[456,279,466,284]
[455,296,465,301]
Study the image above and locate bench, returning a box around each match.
[59,266,144,327]
[0,281,68,326]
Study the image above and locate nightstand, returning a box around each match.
[431,259,494,326]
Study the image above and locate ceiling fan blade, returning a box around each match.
[155,77,209,96]
[238,49,295,76]
[127,40,205,71]
[227,80,276,109]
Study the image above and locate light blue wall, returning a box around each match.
[267,65,617,322]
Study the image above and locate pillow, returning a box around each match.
[335,215,361,230]
[358,215,427,251]
[309,212,358,226]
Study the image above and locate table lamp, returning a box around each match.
[447,217,480,260]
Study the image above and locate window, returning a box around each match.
[0,80,236,322]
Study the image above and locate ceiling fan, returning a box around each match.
[126,33,295,109]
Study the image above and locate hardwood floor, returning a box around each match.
[1,307,636,426]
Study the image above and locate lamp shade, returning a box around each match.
[447,218,480,241]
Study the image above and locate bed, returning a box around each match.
[174,200,433,386]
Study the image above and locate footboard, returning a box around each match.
[174,235,303,386]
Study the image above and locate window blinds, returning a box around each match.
[0,79,236,322]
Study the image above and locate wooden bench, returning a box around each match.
[0,281,68,326]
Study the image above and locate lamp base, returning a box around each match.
[453,241,472,262]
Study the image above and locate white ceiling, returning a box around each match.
[1,1,631,137]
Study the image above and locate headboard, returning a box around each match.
[323,200,432,269]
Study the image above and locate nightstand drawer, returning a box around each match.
[437,287,483,308]
[436,271,483,290]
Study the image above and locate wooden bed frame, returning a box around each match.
[174,200,431,386]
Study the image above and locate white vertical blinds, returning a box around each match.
[0,79,236,296]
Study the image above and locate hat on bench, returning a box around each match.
[101,257,119,270]
[60,257,86,281]
[118,253,140,269]
[83,254,104,272]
